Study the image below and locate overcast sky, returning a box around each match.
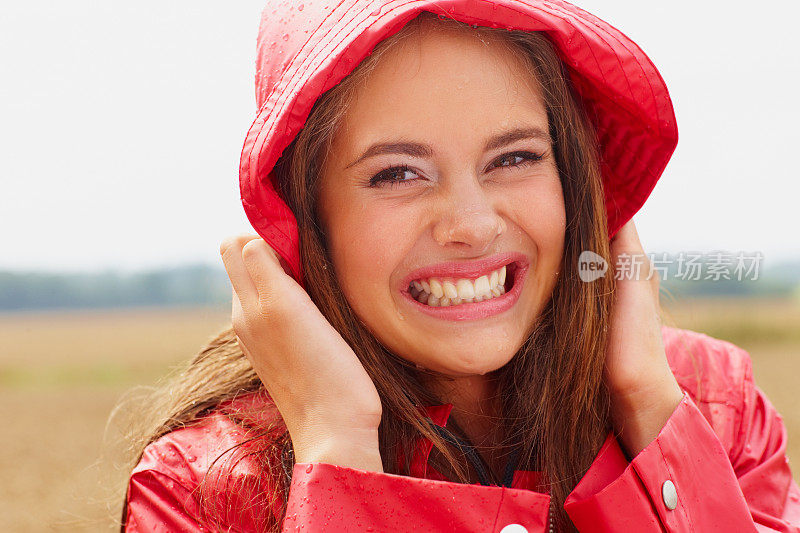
[2,1,798,273]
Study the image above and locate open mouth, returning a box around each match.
[407,261,520,307]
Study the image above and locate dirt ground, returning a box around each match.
[0,306,232,532]
[0,298,797,531]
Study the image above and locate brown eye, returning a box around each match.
[369,165,420,187]
[490,151,543,170]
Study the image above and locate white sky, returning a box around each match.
[1,1,798,273]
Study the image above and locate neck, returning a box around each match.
[423,371,515,484]
[426,372,503,449]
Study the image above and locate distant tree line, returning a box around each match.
[653,255,799,297]
[0,264,230,311]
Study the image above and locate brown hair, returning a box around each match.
[121,12,614,532]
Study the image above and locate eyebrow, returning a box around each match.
[344,127,551,169]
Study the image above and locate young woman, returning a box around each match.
[122,1,800,531]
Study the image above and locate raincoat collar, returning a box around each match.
[408,403,453,479]
[421,403,454,428]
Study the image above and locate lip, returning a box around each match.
[399,252,530,322]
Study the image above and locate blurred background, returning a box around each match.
[1,0,798,530]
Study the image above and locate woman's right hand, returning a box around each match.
[220,235,383,471]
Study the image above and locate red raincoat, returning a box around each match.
[124,327,800,531]
[124,0,800,530]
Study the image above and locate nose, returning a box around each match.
[431,178,506,253]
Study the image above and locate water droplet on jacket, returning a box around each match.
[306,464,314,473]
[371,4,383,16]
[283,34,290,41]
[187,454,196,462]
[298,3,304,10]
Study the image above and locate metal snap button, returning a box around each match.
[662,479,678,510]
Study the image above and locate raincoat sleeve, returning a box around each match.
[124,468,206,532]
[123,433,280,532]
[283,463,553,532]
[563,348,800,532]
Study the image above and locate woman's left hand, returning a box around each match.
[604,219,684,458]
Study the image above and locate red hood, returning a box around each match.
[239,0,678,288]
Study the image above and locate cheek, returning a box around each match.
[325,205,409,313]
[511,178,567,254]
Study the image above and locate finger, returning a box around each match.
[230,289,253,358]
[220,234,261,306]
[612,220,660,301]
[231,288,244,330]
[241,238,294,305]
[219,233,260,256]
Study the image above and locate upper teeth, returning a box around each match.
[409,265,508,307]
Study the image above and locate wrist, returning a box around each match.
[293,430,384,472]
[610,376,684,459]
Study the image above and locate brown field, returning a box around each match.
[1,297,798,531]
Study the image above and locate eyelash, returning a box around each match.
[368,151,544,187]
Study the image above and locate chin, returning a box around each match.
[428,348,516,377]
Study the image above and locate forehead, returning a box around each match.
[333,25,548,143]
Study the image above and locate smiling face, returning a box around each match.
[317,23,566,377]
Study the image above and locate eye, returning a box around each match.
[367,151,543,187]
[368,165,422,187]
[488,151,543,171]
